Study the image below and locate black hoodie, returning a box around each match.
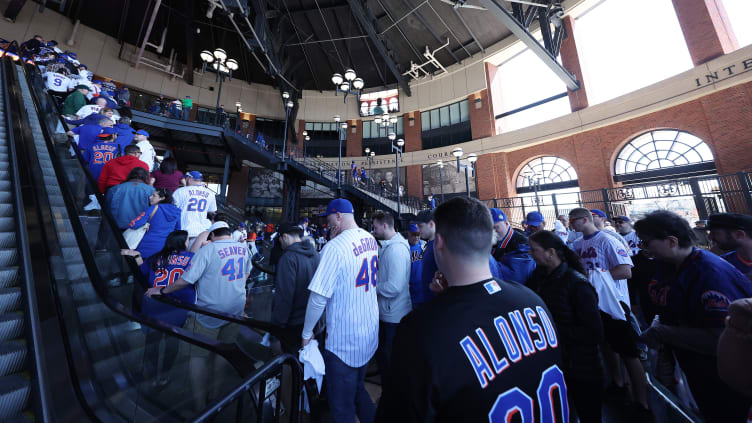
[272,240,320,327]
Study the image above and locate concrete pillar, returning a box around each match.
[226,164,250,208]
[672,0,738,66]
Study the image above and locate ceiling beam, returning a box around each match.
[281,0,322,91]
[402,0,462,65]
[345,0,411,95]
[451,8,484,54]
[284,2,349,15]
[374,0,423,62]
[478,0,579,90]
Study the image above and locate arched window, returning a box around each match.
[516,156,578,193]
[614,130,715,183]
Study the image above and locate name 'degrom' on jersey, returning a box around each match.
[460,306,559,389]
[352,238,379,257]
[217,246,247,259]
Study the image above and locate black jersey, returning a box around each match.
[375,278,567,423]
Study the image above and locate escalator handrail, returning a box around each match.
[192,353,303,423]
[0,46,52,422]
[20,62,285,335]
[14,59,256,376]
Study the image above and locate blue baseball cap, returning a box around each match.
[299,217,309,223]
[590,209,607,219]
[239,222,246,227]
[408,223,419,233]
[319,198,354,217]
[614,215,631,222]
[98,127,116,137]
[524,211,544,227]
[186,171,203,181]
[490,208,507,224]
[135,129,149,138]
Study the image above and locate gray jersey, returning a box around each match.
[182,239,251,328]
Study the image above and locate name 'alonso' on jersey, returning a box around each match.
[307,228,379,368]
[375,279,566,423]
[173,185,218,237]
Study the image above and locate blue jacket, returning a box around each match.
[66,112,109,127]
[408,242,424,306]
[71,123,103,153]
[106,181,154,229]
[497,249,537,285]
[113,123,135,153]
[129,203,182,261]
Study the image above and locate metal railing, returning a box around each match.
[487,171,752,229]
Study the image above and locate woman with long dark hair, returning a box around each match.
[129,188,182,261]
[121,230,195,388]
[152,157,185,193]
[526,230,604,423]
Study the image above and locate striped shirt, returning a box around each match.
[308,228,379,367]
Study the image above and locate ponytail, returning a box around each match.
[529,230,585,275]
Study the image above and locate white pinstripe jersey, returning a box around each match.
[308,227,379,367]
[173,185,217,237]
[572,231,633,308]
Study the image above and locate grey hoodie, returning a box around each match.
[377,232,412,323]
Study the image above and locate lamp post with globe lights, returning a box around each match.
[452,147,478,197]
[281,91,294,160]
[334,115,348,188]
[365,148,375,188]
[391,135,405,217]
[331,69,364,103]
[200,48,238,125]
[437,160,445,201]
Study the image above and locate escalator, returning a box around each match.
[0,54,301,421]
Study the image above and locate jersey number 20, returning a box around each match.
[488,365,568,423]
[153,268,185,288]
[186,198,207,212]
[355,256,378,291]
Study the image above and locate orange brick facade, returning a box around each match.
[672,0,737,65]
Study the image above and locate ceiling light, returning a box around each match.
[225,58,238,71]
[213,48,227,61]
[200,50,214,63]
[331,73,343,85]
[352,77,364,90]
[344,68,356,81]
[340,82,350,92]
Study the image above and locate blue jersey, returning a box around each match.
[408,242,424,306]
[71,123,104,153]
[721,251,752,277]
[419,240,438,303]
[648,248,752,328]
[83,141,119,180]
[139,251,196,328]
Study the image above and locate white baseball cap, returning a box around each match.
[208,221,229,232]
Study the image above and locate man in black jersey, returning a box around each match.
[375,197,567,422]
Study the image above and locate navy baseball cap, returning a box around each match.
[590,209,607,219]
[408,223,419,233]
[490,208,507,224]
[186,171,203,181]
[524,211,544,227]
[135,129,149,138]
[299,217,309,223]
[614,215,631,222]
[98,127,116,137]
[319,199,354,217]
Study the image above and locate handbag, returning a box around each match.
[123,204,159,249]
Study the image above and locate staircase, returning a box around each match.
[223,129,426,216]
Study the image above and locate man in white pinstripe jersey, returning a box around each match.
[302,198,378,423]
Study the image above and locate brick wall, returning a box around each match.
[294,119,305,156]
[475,80,752,200]
[346,119,363,157]
[226,165,250,208]
[403,111,422,152]
[560,16,589,112]
[469,89,495,140]
[672,0,738,66]
[406,165,423,199]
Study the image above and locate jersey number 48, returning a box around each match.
[355,256,378,291]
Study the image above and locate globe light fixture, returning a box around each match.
[200,47,239,125]
[396,138,405,148]
[332,69,364,102]
[452,147,464,158]
[344,68,356,81]
[332,73,343,85]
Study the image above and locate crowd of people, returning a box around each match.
[19,33,752,423]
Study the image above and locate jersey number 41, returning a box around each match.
[355,256,378,291]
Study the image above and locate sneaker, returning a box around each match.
[83,197,100,211]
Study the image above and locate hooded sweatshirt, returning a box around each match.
[98,155,149,193]
[113,122,135,153]
[129,203,182,260]
[106,180,154,229]
[377,232,412,323]
[272,240,321,327]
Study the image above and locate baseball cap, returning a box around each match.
[208,221,229,232]
[238,222,246,228]
[414,209,434,224]
[408,223,419,233]
[490,208,507,224]
[299,217,309,223]
[97,127,116,137]
[524,211,544,227]
[614,215,631,223]
[135,129,149,138]
[590,209,607,219]
[319,198,354,217]
[707,213,752,232]
[186,171,203,181]
[277,222,303,235]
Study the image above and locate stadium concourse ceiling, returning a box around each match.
[29,0,568,95]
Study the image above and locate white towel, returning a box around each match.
[298,339,325,393]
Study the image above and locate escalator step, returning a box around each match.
[0,203,13,217]
[0,341,26,376]
[0,233,14,249]
[0,192,10,203]
[0,217,16,233]
[0,313,22,342]
[0,268,19,289]
[0,171,9,181]
[0,374,30,420]
[0,288,20,314]
[0,250,18,268]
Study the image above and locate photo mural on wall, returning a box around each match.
[422,159,477,197]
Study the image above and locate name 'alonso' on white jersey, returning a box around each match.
[307,227,379,368]
[172,185,217,237]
